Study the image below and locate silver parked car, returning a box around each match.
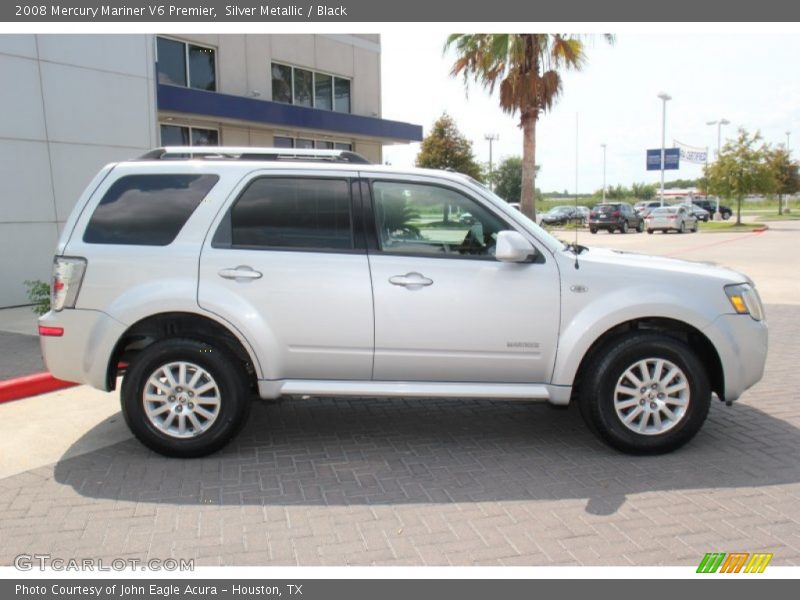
[40,147,767,457]
[645,205,699,234]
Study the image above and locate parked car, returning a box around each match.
[39,146,767,457]
[575,206,591,223]
[692,199,732,220]
[540,206,579,226]
[588,202,644,233]
[634,200,663,217]
[646,206,699,234]
[685,204,710,222]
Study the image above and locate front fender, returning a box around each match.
[551,286,718,387]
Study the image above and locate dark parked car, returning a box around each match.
[540,206,580,226]
[692,199,732,220]
[588,202,644,234]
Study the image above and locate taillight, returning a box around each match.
[668,215,676,220]
[51,257,87,311]
[612,211,621,217]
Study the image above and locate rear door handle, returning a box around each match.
[389,272,433,289]
[218,266,262,280]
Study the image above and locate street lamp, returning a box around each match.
[706,118,730,218]
[600,143,607,202]
[787,131,792,155]
[484,133,499,190]
[657,92,671,207]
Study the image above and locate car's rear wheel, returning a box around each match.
[636,221,644,233]
[121,338,251,457]
[590,227,598,234]
[578,333,711,454]
[608,227,615,234]
[679,222,686,233]
[722,212,731,220]
[647,229,654,234]
[621,221,629,234]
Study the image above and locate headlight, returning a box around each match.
[724,283,765,321]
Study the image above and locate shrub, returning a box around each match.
[25,279,50,315]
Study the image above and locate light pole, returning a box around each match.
[484,133,499,190]
[657,92,671,207]
[706,118,730,218]
[600,143,607,202]
[787,131,792,155]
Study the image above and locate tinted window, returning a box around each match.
[271,64,292,103]
[373,181,506,257]
[160,124,189,146]
[84,174,218,245]
[188,44,216,91]
[273,136,294,148]
[229,178,352,250]
[314,73,333,110]
[190,128,218,146]
[157,37,186,86]
[293,68,313,107]
[334,78,351,113]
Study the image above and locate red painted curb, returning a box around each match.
[0,372,77,404]
[752,226,769,232]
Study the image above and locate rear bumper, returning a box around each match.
[703,313,768,402]
[39,309,126,390]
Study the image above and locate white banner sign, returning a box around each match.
[673,140,708,164]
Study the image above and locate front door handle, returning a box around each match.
[218,266,263,280]
[389,272,433,289]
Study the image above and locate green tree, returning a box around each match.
[704,129,774,225]
[631,182,656,200]
[766,146,800,215]
[491,156,525,202]
[445,33,613,220]
[415,113,483,181]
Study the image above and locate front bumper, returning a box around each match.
[703,313,768,402]
[39,309,127,390]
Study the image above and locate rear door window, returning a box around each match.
[218,177,353,251]
[83,174,218,245]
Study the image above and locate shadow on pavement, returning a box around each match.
[52,395,800,516]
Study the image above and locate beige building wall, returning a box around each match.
[157,34,384,163]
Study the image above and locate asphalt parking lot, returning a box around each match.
[1,222,798,567]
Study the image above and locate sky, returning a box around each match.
[380,33,800,194]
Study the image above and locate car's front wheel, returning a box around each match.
[121,338,251,457]
[621,221,629,234]
[578,333,711,454]
[636,221,645,233]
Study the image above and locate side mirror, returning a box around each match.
[495,230,536,263]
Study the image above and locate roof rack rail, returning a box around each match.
[138,146,371,164]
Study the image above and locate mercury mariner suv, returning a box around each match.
[39,147,768,457]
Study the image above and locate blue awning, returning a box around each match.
[157,84,422,142]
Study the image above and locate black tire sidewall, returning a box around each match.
[121,338,250,458]
[579,334,711,454]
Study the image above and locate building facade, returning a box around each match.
[0,34,422,307]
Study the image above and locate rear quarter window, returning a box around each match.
[83,174,219,245]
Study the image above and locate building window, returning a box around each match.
[273,136,353,151]
[334,78,351,113]
[160,124,219,146]
[271,62,351,113]
[157,37,217,92]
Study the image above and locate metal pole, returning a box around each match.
[484,133,498,191]
[658,93,670,207]
[601,143,607,202]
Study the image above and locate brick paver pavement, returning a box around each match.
[1,304,798,566]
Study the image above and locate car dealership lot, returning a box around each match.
[0,223,799,567]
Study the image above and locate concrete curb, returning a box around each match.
[0,372,77,404]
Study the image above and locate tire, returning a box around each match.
[578,333,711,454]
[722,212,731,220]
[608,227,615,234]
[647,229,654,234]
[636,221,644,233]
[590,227,598,234]
[692,222,698,233]
[621,221,629,234]
[679,222,686,234]
[121,338,251,458]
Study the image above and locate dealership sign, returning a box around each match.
[674,140,708,164]
[646,148,680,170]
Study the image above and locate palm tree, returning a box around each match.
[446,34,611,219]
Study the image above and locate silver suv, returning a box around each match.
[39,147,768,457]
